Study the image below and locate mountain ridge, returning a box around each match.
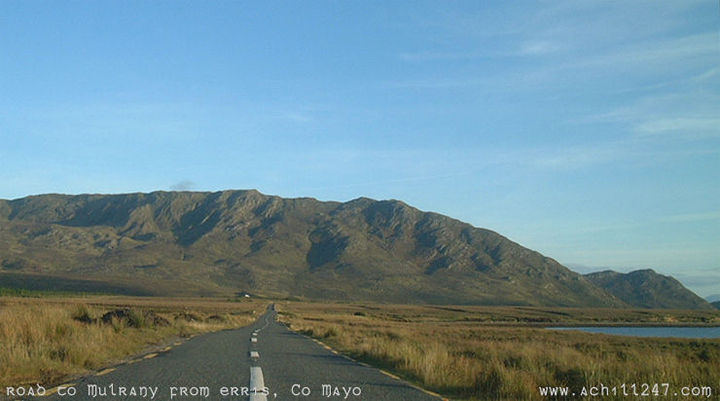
[585,269,713,310]
[0,190,709,309]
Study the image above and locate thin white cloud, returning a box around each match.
[386,76,493,89]
[657,211,720,223]
[397,51,484,62]
[391,30,717,95]
[518,40,560,56]
[566,32,717,71]
[512,139,719,172]
[531,146,620,169]
[635,117,720,138]
[397,40,561,61]
[574,89,720,143]
[691,67,720,83]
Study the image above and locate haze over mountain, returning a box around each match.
[585,270,714,310]
[0,190,711,309]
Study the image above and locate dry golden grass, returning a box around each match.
[0,296,264,387]
[278,302,720,401]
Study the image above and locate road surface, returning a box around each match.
[44,305,441,401]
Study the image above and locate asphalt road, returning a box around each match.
[44,305,441,401]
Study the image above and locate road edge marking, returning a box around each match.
[299,333,447,400]
[96,368,116,376]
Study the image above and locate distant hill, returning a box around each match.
[712,301,720,310]
[706,294,720,303]
[584,269,714,310]
[0,190,700,308]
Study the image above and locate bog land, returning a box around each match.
[1,296,719,401]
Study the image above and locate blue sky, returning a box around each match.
[1,1,718,296]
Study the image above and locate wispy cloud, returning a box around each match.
[530,146,621,169]
[386,76,492,89]
[691,67,720,83]
[657,211,720,223]
[397,31,717,90]
[557,32,718,73]
[509,139,719,171]
[574,87,720,143]
[397,40,561,61]
[393,0,716,95]
[170,180,196,191]
[397,51,484,62]
[518,40,560,56]
[635,118,720,139]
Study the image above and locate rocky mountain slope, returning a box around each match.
[585,269,714,310]
[0,190,707,308]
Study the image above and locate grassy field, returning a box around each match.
[3,297,719,400]
[278,302,720,401]
[0,296,264,387]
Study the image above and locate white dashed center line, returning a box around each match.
[249,367,267,401]
[248,310,273,401]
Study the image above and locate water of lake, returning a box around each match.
[550,326,720,339]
